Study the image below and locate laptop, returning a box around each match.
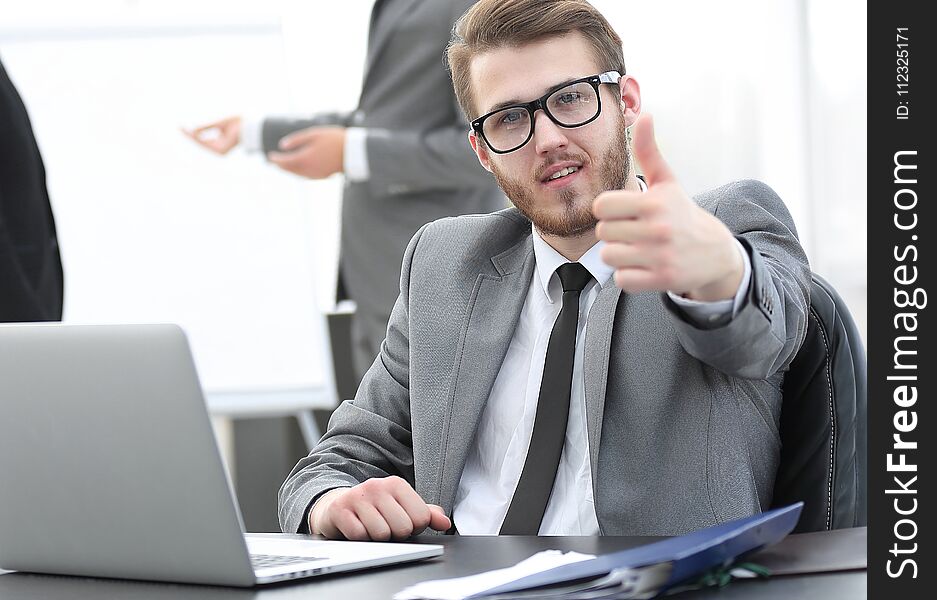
[0,323,443,586]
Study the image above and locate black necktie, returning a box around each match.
[500,262,594,535]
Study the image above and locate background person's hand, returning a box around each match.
[267,126,346,179]
[182,115,242,155]
[308,476,451,541]
[593,114,743,302]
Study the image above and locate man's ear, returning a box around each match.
[618,75,641,128]
[468,129,493,173]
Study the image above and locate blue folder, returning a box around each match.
[470,502,803,598]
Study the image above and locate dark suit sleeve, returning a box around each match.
[663,179,811,380]
[0,58,64,323]
[363,115,494,193]
[355,0,495,195]
[277,222,431,533]
[260,112,354,154]
[0,194,46,320]
[363,0,492,193]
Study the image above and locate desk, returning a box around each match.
[0,532,866,599]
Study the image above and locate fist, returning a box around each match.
[593,114,742,302]
[309,476,451,541]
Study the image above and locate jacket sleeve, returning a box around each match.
[0,192,44,321]
[260,112,354,154]
[362,105,494,194]
[662,179,812,380]
[277,222,431,533]
[358,0,494,195]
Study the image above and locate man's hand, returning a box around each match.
[593,114,743,302]
[267,126,346,179]
[182,116,242,155]
[309,476,451,541]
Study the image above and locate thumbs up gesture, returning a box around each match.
[592,114,743,301]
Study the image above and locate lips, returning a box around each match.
[539,160,584,183]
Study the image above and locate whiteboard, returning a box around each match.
[0,19,351,398]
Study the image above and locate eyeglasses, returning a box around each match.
[472,71,622,154]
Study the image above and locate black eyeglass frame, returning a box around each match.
[471,71,622,155]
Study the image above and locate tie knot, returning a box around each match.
[556,262,593,293]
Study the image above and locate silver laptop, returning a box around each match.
[0,323,442,586]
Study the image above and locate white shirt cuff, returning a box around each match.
[667,238,752,325]
[343,127,370,181]
[241,116,264,154]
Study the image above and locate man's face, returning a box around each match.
[468,32,640,237]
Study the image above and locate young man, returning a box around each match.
[279,0,810,540]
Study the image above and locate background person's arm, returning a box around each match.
[260,100,495,192]
[265,0,495,194]
[260,112,354,153]
[0,201,45,321]
[361,86,497,194]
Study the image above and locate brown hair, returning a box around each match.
[447,0,626,120]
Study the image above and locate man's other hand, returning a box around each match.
[308,476,451,541]
[183,116,242,155]
[267,126,346,179]
[593,114,743,302]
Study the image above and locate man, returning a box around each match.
[186,0,505,379]
[279,0,810,539]
[1,56,64,322]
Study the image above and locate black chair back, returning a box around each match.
[772,273,867,532]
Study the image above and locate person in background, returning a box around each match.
[0,56,64,323]
[278,0,810,540]
[186,0,505,381]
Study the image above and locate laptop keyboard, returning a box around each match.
[250,553,325,570]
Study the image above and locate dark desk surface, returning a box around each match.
[0,532,867,599]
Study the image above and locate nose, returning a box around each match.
[532,110,568,155]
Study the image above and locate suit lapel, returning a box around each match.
[435,235,535,511]
[366,0,387,48]
[583,275,623,494]
[363,0,422,88]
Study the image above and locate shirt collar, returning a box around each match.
[531,228,614,304]
[530,177,645,303]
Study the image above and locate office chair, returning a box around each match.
[771,273,867,532]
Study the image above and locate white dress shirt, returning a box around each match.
[453,180,753,535]
[453,227,612,535]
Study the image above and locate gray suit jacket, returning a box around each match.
[278,179,812,536]
[262,0,505,372]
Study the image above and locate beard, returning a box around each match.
[490,121,631,238]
